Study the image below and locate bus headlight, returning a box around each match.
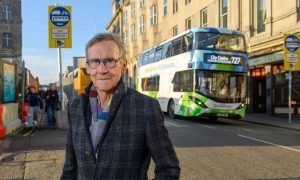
[189,96,207,108]
[236,103,245,109]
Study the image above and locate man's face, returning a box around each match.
[87,40,127,93]
[50,84,54,91]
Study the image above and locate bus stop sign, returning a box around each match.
[48,5,72,48]
[50,7,70,27]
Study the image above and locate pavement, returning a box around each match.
[239,113,300,132]
[0,113,300,179]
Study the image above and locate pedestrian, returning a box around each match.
[61,33,180,179]
[24,85,43,130]
[45,83,58,127]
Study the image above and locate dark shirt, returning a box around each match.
[25,92,43,109]
[45,90,58,107]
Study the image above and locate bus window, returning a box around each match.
[155,47,163,62]
[195,32,246,53]
[172,70,193,92]
[171,38,182,56]
[142,76,160,91]
[143,52,149,65]
[148,49,156,63]
[182,33,193,52]
[162,42,172,59]
[139,54,144,66]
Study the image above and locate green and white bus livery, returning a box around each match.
[137,27,248,120]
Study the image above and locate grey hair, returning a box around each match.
[85,32,126,60]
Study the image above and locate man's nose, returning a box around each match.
[96,62,108,73]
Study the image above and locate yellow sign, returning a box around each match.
[283,34,300,71]
[48,5,72,48]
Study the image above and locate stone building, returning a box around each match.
[0,0,22,64]
[107,0,300,116]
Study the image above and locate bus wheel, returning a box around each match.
[168,99,177,119]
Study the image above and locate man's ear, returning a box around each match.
[122,60,128,74]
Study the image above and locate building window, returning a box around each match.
[220,0,228,28]
[2,33,13,48]
[173,26,178,36]
[173,0,178,14]
[185,17,192,30]
[201,8,208,27]
[257,0,266,33]
[131,24,136,40]
[123,10,128,24]
[140,15,145,33]
[2,5,12,23]
[140,0,144,8]
[185,0,191,5]
[150,5,157,25]
[124,31,128,44]
[131,2,135,17]
[163,0,167,16]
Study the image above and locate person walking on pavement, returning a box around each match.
[45,83,58,127]
[61,33,180,179]
[25,85,43,130]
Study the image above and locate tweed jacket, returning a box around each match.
[61,81,180,180]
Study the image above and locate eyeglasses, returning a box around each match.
[86,57,122,69]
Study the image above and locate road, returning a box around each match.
[1,115,299,180]
[149,116,300,180]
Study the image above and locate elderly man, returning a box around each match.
[61,33,180,179]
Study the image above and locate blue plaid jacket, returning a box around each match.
[61,82,180,180]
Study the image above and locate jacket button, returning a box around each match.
[85,150,92,156]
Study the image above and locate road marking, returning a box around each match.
[238,134,300,153]
[164,121,190,127]
[198,124,215,130]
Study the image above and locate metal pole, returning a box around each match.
[288,70,292,124]
[57,48,64,111]
[21,60,25,123]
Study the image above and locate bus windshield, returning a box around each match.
[195,70,246,103]
[195,32,246,53]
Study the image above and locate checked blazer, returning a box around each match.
[61,81,180,180]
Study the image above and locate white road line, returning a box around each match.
[198,125,215,130]
[238,134,300,153]
[173,119,215,130]
[164,121,190,127]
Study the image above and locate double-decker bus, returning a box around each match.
[137,27,248,120]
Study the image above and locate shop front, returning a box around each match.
[249,52,300,116]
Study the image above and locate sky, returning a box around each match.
[22,0,112,84]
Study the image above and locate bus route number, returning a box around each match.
[231,57,241,65]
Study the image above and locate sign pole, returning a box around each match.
[288,70,292,124]
[57,47,64,111]
[283,34,300,124]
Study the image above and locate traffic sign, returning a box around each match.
[284,35,299,52]
[283,34,300,71]
[48,5,72,48]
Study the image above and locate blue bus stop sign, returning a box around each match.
[50,6,70,27]
[284,35,300,52]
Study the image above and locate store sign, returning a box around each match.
[204,53,244,66]
[284,34,300,71]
